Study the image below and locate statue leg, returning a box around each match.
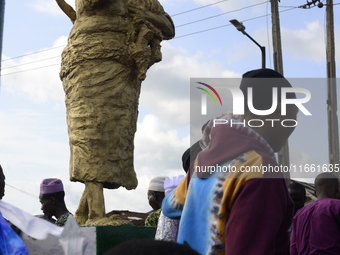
[74,181,105,225]
[85,181,105,225]
[74,185,89,225]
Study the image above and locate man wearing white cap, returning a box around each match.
[145,176,168,226]
[39,178,71,227]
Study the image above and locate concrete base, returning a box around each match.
[22,225,156,255]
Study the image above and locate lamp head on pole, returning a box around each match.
[229,19,246,34]
[229,19,265,68]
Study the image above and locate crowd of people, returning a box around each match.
[146,170,340,255]
[2,68,340,255]
[145,69,340,255]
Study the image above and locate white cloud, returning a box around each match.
[142,42,238,127]
[252,20,338,64]
[0,107,69,215]
[281,21,326,63]
[226,40,259,66]
[28,0,75,17]
[135,114,189,169]
[1,36,67,103]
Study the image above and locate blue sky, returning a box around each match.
[1,0,340,216]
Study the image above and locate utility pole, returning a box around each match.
[326,0,340,176]
[0,0,5,75]
[270,0,291,185]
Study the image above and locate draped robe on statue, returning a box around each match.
[59,0,174,190]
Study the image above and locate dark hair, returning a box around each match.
[240,68,295,112]
[288,182,306,197]
[103,239,200,255]
[41,191,65,203]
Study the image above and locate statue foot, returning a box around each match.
[74,181,105,226]
[74,211,88,226]
[84,214,131,226]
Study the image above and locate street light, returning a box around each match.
[229,19,266,69]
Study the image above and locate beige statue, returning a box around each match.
[56,0,175,225]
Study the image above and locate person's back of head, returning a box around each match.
[315,172,340,199]
[240,68,298,152]
[148,176,167,211]
[288,182,307,215]
[103,239,200,255]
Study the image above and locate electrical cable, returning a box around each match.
[1,7,298,75]
[299,0,324,9]
[174,7,296,39]
[280,6,299,8]
[171,0,230,17]
[2,56,60,70]
[321,2,340,5]
[2,45,65,62]
[2,2,271,70]
[6,183,37,199]
[176,1,267,28]
[1,63,60,76]
[2,1,262,61]
[2,0,308,63]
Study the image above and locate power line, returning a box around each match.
[296,1,340,9]
[3,1,231,61]
[176,1,267,28]
[2,1,303,63]
[6,183,37,199]
[319,1,340,6]
[298,0,324,9]
[175,23,233,39]
[171,0,230,17]
[1,45,65,62]
[280,5,300,8]
[174,7,296,39]
[1,63,60,76]
[0,7,298,76]
[2,56,60,70]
